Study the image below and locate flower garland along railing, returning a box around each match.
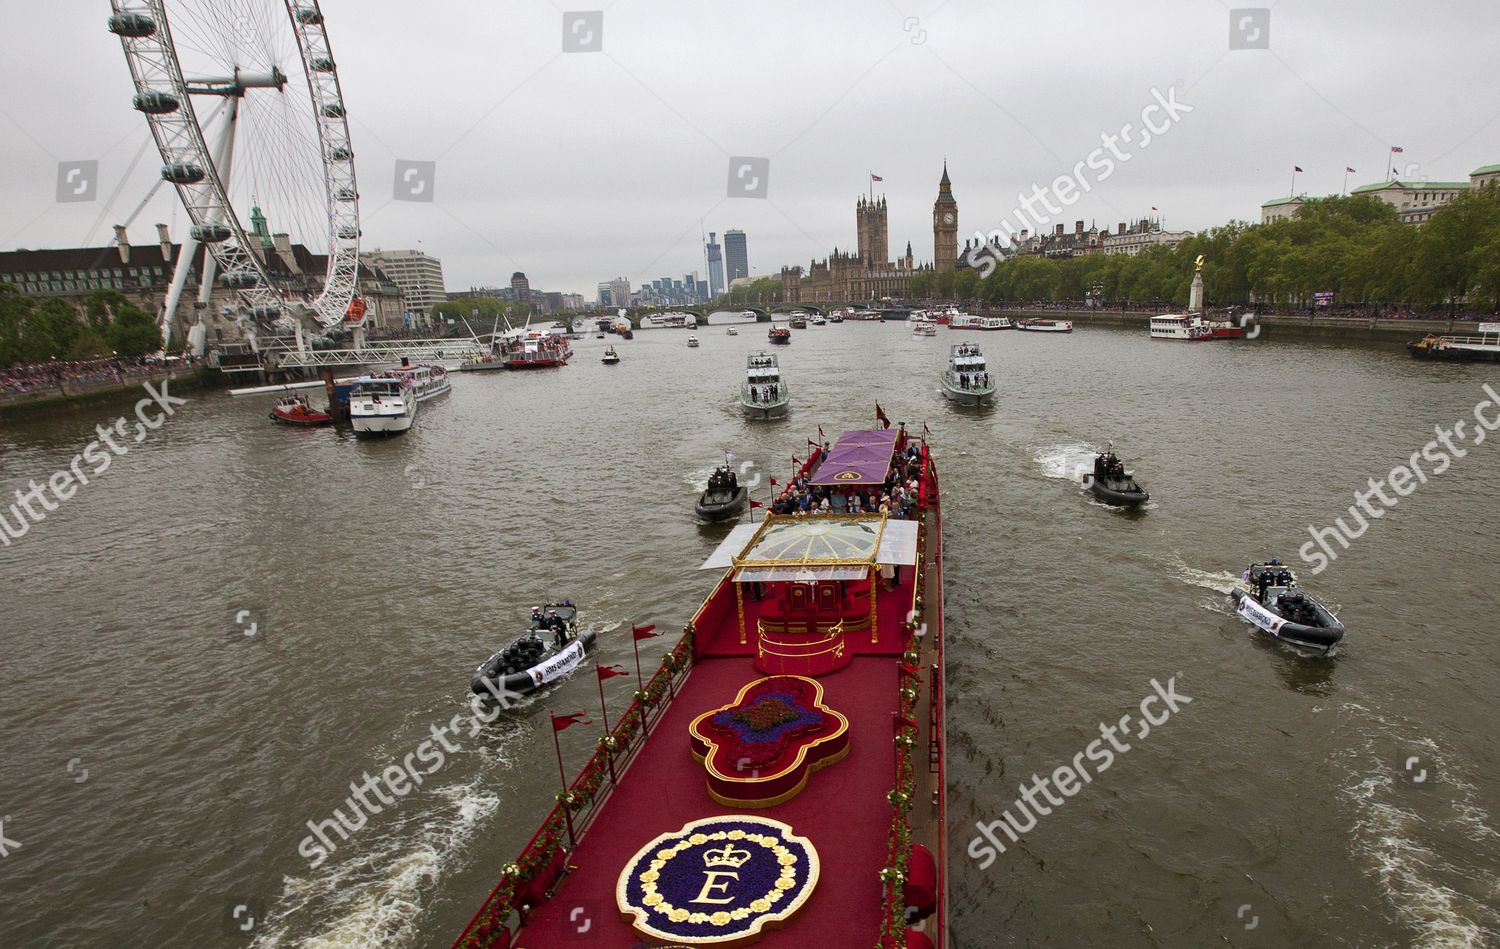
[877,526,927,948]
[453,625,697,949]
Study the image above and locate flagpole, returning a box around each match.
[550,713,579,848]
[1290,168,1297,197]
[632,627,651,737]
[1343,168,1349,195]
[594,665,617,783]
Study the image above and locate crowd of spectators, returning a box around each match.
[0,355,193,396]
[769,442,925,521]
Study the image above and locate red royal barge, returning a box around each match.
[454,419,948,948]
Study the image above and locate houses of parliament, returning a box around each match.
[780,163,959,303]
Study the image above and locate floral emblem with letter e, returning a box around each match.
[616,815,819,945]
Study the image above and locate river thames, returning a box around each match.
[1,319,1497,947]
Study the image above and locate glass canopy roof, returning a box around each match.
[737,515,885,565]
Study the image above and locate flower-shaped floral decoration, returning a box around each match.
[689,675,849,807]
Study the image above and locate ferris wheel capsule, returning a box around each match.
[251,305,284,321]
[222,271,260,290]
[133,91,179,114]
[190,223,232,243]
[161,162,206,185]
[108,12,156,37]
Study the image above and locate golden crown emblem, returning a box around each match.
[702,844,752,869]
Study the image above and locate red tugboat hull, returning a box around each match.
[269,403,334,427]
[454,422,948,948]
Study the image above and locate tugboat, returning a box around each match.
[269,394,333,427]
[1231,561,1346,655]
[687,335,700,348]
[601,345,620,365]
[741,352,789,419]
[939,342,996,405]
[470,602,597,699]
[788,313,809,329]
[1085,443,1149,506]
[768,324,791,345]
[453,422,950,949]
[694,461,749,522]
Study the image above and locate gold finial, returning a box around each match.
[1194,254,1205,272]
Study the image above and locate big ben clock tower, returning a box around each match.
[933,161,958,273]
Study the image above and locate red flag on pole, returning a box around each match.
[875,404,891,429]
[807,439,818,450]
[769,477,779,487]
[749,499,764,508]
[632,624,660,641]
[922,422,931,436]
[1346,166,1356,173]
[817,425,825,439]
[552,711,591,732]
[792,454,800,465]
[596,663,628,680]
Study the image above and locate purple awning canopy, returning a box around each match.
[808,428,899,486]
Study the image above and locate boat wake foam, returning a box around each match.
[252,749,514,947]
[1032,443,1097,483]
[1164,556,1244,595]
[1338,704,1500,947]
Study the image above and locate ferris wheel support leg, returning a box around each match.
[160,234,201,351]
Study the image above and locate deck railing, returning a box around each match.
[452,629,697,949]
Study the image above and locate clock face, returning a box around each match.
[942,212,954,225]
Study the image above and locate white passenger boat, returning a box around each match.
[1017,319,1071,333]
[939,342,996,406]
[349,375,417,435]
[741,352,790,419]
[1149,313,1213,341]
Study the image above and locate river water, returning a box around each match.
[1,318,1496,948]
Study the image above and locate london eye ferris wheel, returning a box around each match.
[108,0,361,351]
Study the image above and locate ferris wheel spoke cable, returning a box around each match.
[84,132,157,248]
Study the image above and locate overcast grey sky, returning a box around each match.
[5,0,1499,297]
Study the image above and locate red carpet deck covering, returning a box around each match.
[517,654,902,946]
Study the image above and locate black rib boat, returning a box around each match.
[1085,446,1150,506]
[1230,562,1346,655]
[695,464,749,522]
[471,602,596,700]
